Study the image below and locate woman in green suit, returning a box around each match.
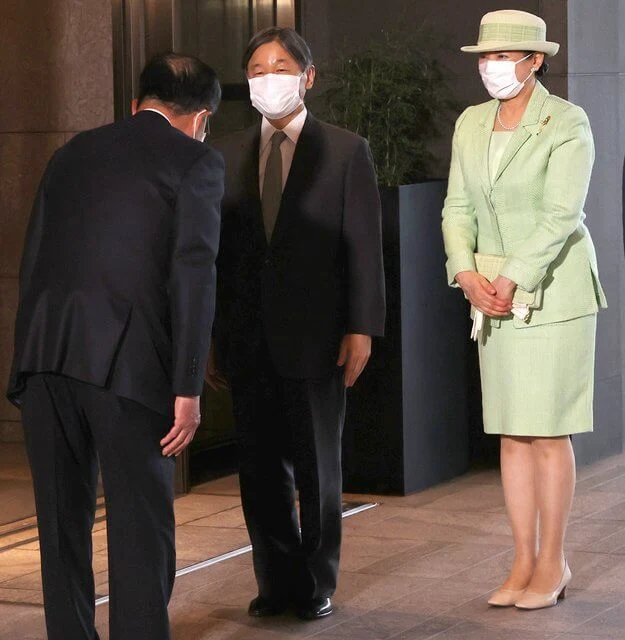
[442,10,607,610]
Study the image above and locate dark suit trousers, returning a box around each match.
[20,374,176,640]
[231,347,346,602]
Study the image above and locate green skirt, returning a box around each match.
[478,313,597,437]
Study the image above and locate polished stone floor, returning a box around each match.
[0,443,36,528]
[3,453,625,639]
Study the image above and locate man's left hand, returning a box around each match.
[161,395,201,457]
[337,334,372,388]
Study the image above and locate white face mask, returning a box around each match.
[479,53,534,100]
[193,110,208,142]
[248,73,305,120]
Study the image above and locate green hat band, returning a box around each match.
[479,23,545,43]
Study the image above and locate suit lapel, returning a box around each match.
[269,112,323,249]
[494,82,550,183]
[493,128,531,184]
[239,124,267,249]
[476,100,499,193]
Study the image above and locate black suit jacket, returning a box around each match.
[212,112,385,379]
[8,111,224,415]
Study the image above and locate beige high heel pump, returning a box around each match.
[487,587,527,607]
[515,561,571,610]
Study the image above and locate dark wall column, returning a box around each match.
[566,0,625,463]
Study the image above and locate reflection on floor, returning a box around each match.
[4,455,625,638]
[0,443,35,529]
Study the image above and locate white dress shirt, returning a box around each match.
[141,108,172,125]
[259,107,307,195]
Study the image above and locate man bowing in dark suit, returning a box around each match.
[209,27,385,621]
[8,53,224,640]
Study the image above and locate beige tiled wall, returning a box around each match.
[0,0,114,441]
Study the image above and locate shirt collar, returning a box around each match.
[140,108,172,126]
[260,107,308,154]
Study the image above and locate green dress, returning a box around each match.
[478,131,597,437]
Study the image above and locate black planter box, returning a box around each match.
[342,181,472,495]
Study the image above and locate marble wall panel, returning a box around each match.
[0,0,114,442]
[0,422,24,443]
[0,278,20,422]
[0,133,67,278]
[0,0,114,134]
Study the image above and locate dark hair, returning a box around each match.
[535,61,549,78]
[524,51,549,78]
[137,52,221,115]
[242,27,313,73]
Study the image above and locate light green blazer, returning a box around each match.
[442,81,607,328]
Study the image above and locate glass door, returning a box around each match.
[111,0,299,491]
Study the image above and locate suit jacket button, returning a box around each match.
[264,258,271,266]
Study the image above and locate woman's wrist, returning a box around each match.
[454,270,477,288]
[494,275,517,293]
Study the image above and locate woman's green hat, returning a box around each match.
[461,9,560,57]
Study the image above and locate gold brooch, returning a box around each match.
[538,115,551,134]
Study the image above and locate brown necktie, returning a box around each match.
[261,131,287,242]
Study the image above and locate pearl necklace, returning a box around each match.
[497,104,520,131]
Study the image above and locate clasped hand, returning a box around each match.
[455,271,516,317]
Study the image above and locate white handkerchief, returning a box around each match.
[471,310,484,341]
[511,303,530,322]
[470,304,531,341]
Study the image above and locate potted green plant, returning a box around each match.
[320,31,472,495]
[321,29,452,186]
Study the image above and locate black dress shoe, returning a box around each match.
[248,595,288,617]
[297,597,334,620]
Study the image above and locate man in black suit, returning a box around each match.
[7,53,224,640]
[209,28,385,620]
